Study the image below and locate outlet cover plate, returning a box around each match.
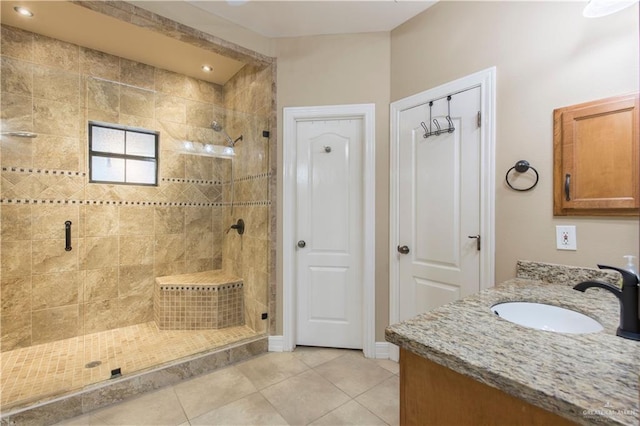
[556,225,577,250]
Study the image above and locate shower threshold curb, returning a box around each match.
[0,334,268,426]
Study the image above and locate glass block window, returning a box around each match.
[89,122,158,186]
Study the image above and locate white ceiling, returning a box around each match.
[147,0,437,38]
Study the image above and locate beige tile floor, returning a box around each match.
[56,347,400,426]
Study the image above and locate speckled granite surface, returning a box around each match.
[386,261,639,426]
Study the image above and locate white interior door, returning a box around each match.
[398,87,482,321]
[295,118,363,349]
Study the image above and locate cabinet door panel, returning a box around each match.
[554,93,639,216]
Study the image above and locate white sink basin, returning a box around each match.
[491,302,603,334]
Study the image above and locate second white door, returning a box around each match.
[398,87,482,321]
[295,118,363,349]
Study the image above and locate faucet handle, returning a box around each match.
[597,264,639,286]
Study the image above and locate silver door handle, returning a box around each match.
[397,245,410,254]
[297,240,306,248]
[468,235,481,251]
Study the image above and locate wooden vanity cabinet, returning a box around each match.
[553,93,639,216]
[400,349,577,425]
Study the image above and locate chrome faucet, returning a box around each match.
[573,264,639,341]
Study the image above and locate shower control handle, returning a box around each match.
[397,245,410,255]
[297,240,306,248]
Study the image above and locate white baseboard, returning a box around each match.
[268,335,285,352]
[269,336,394,360]
[374,342,391,359]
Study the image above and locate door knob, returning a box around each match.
[297,240,306,248]
[397,245,410,254]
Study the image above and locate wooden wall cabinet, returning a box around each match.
[553,93,639,216]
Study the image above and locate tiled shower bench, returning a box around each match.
[154,270,244,330]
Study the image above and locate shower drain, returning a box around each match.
[85,360,102,369]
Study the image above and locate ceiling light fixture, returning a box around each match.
[202,65,213,72]
[13,6,34,17]
[583,0,638,17]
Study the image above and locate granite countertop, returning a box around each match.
[385,261,640,426]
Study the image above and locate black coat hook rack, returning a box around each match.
[505,160,539,191]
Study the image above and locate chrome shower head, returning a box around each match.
[210,121,242,147]
[211,121,223,133]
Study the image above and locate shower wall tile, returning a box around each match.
[154,234,185,264]
[118,294,153,326]
[1,134,33,168]
[154,206,185,235]
[32,33,79,73]
[155,94,186,123]
[185,206,212,234]
[1,57,33,96]
[31,204,79,240]
[85,205,119,237]
[31,305,79,345]
[32,271,80,310]
[32,238,77,274]
[82,236,118,270]
[120,59,155,90]
[0,276,31,318]
[119,206,154,236]
[32,135,81,170]
[84,267,118,302]
[186,100,213,128]
[186,231,213,260]
[155,68,187,97]
[34,98,80,138]
[119,235,154,266]
[185,76,223,104]
[86,107,119,127]
[1,25,34,62]
[156,120,187,147]
[80,47,120,80]
[83,299,120,334]
[160,150,185,179]
[33,65,80,104]
[186,124,214,145]
[1,92,33,134]
[119,264,154,297]
[86,78,120,115]
[185,156,213,181]
[1,240,31,278]
[118,113,156,131]
[0,313,31,351]
[120,85,155,118]
[1,204,31,241]
[186,258,215,273]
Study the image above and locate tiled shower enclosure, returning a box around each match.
[0,1,275,414]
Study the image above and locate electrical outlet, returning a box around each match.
[556,225,577,250]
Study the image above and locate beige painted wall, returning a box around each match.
[275,33,391,339]
[391,1,639,284]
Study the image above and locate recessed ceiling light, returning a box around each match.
[13,6,34,17]
[202,65,213,72]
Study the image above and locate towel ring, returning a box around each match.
[505,160,539,192]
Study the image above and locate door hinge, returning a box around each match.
[477,111,482,128]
